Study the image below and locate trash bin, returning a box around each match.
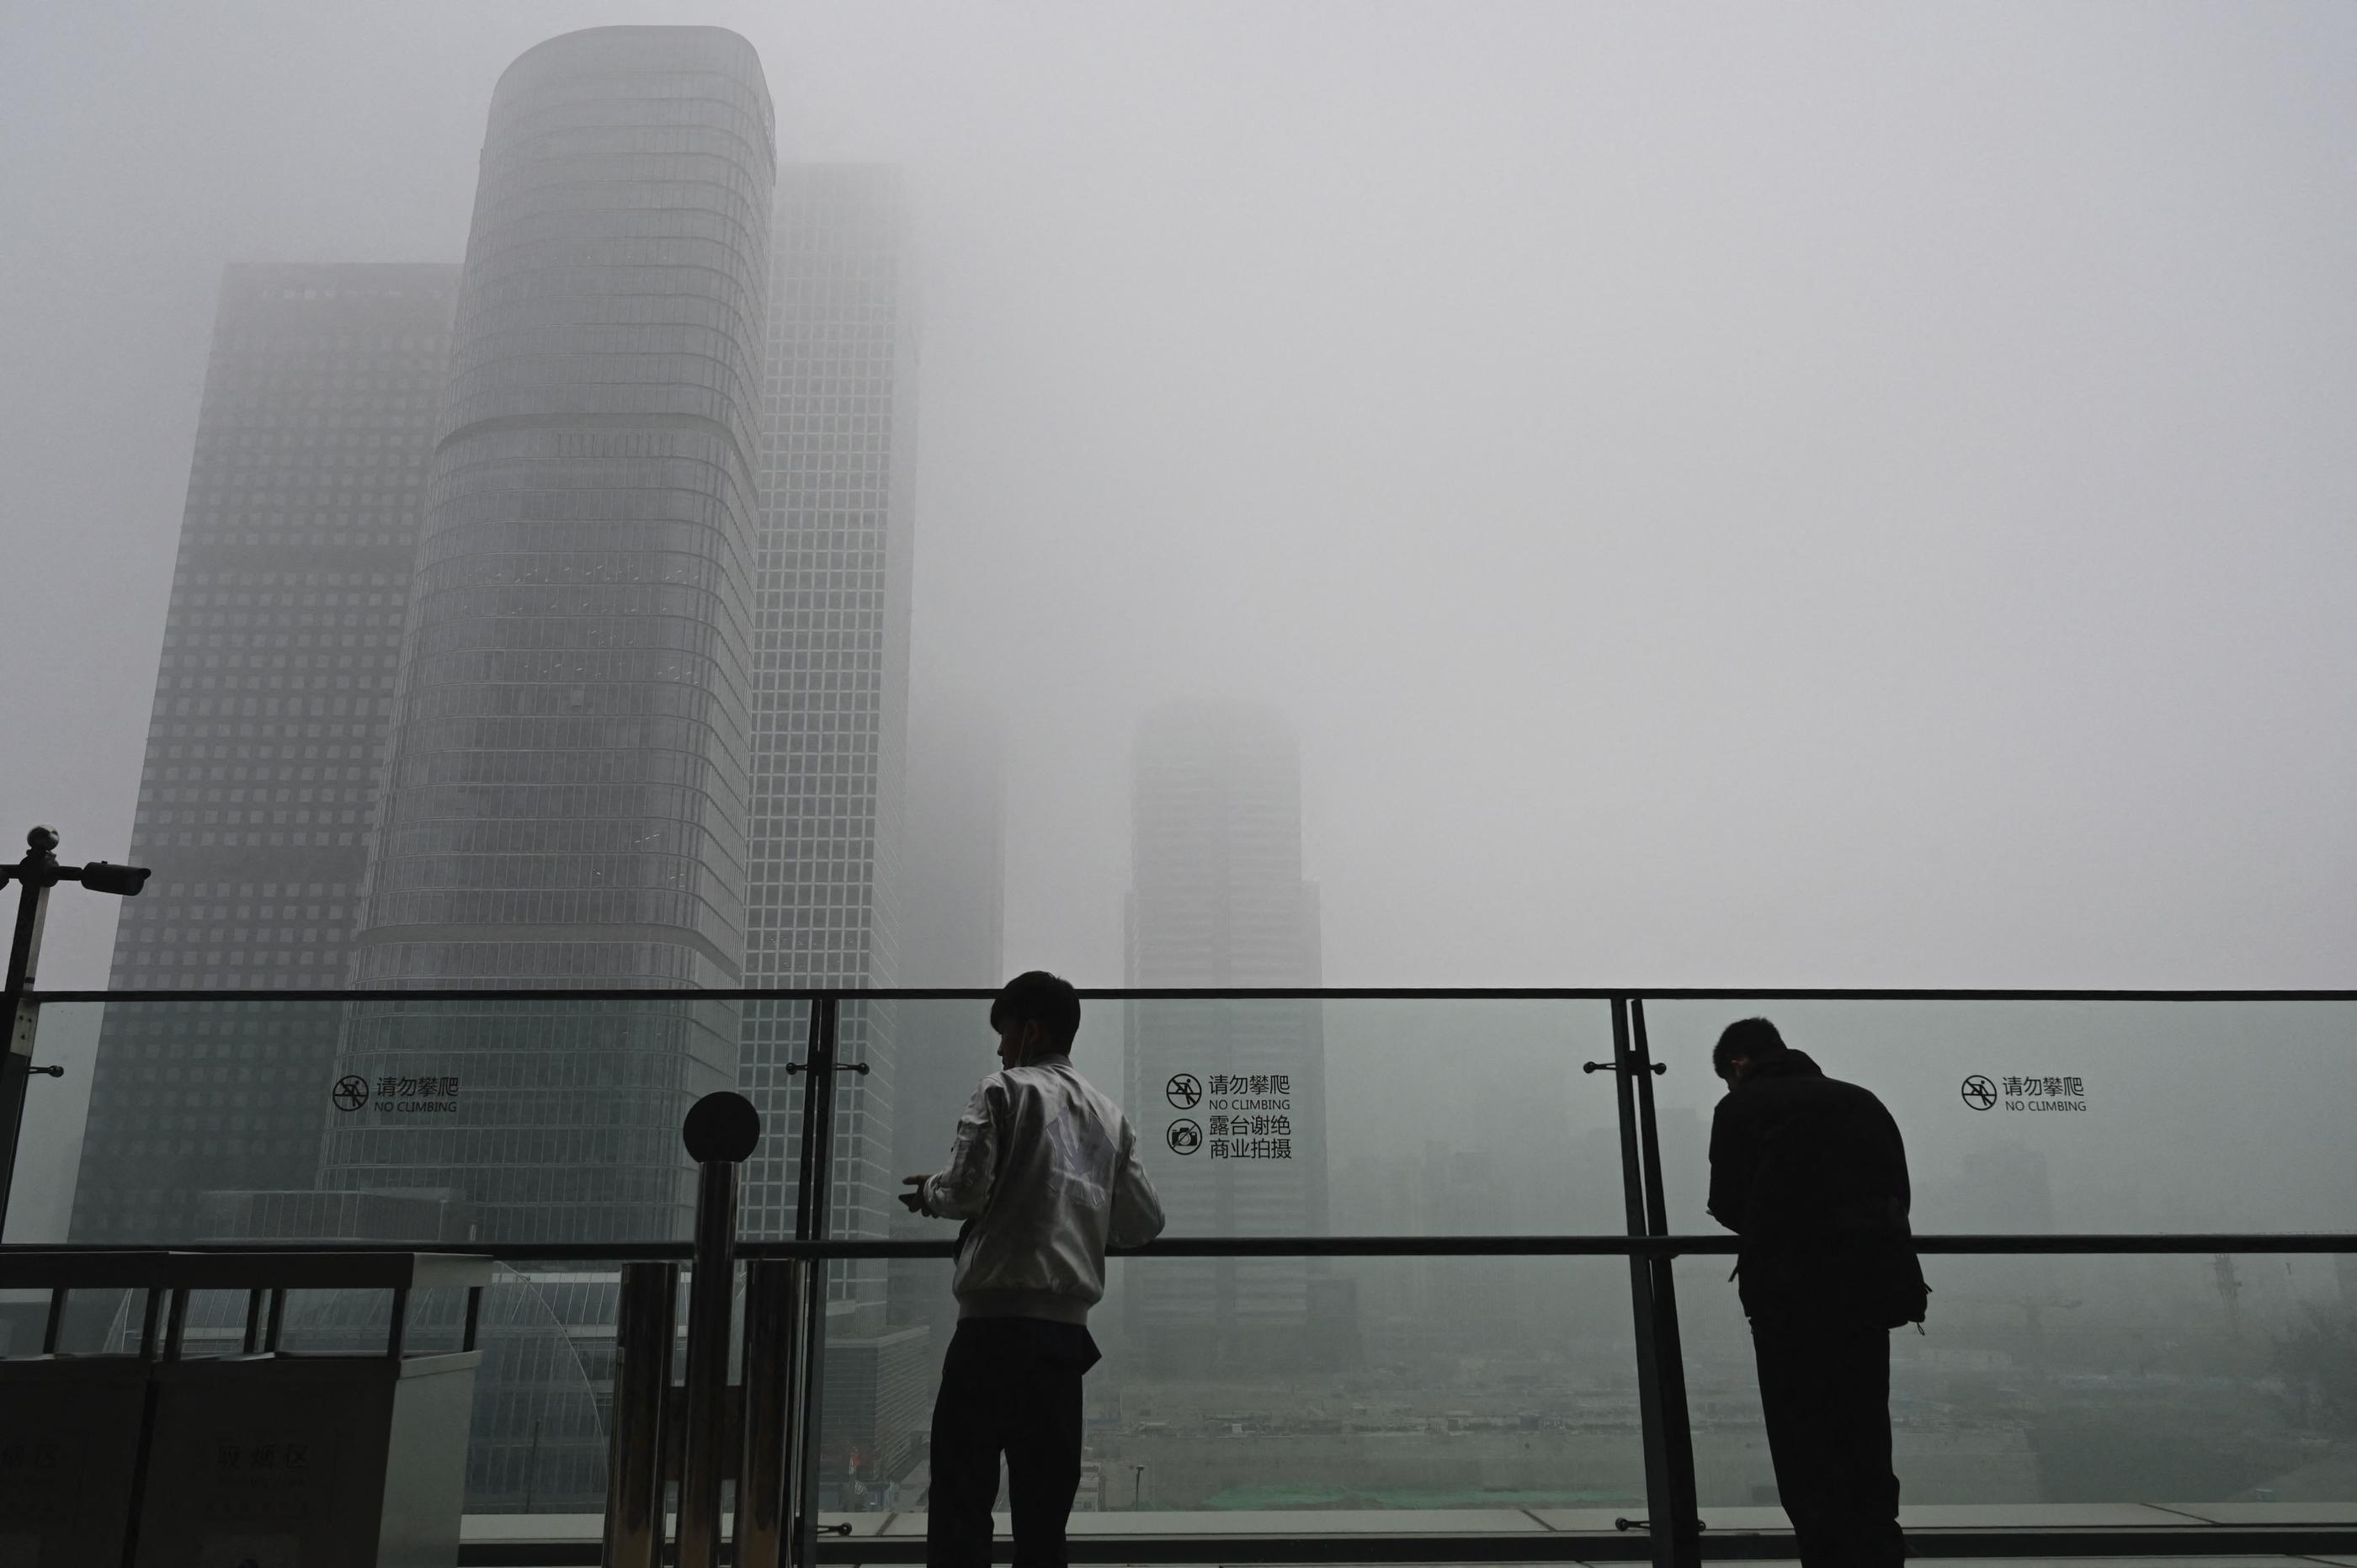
[132,1252,490,1568]
[0,1252,173,1565]
[0,1250,490,1568]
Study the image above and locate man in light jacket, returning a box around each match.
[901,970,1166,1568]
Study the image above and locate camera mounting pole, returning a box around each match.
[0,825,150,1238]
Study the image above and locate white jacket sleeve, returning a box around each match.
[1107,1119,1166,1248]
[923,1078,1002,1220]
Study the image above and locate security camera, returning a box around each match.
[78,861,152,896]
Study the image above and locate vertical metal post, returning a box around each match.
[123,1277,168,1568]
[461,1284,483,1353]
[1609,997,1678,1568]
[790,997,842,1568]
[1629,998,1703,1568]
[604,1261,680,1568]
[0,858,54,1237]
[678,1168,742,1568]
[0,827,143,1241]
[162,1288,189,1361]
[735,1257,804,1567]
[136,1287,163,1361]
[264,1289,286,1353]
[43,1288,65,1354]
[677,1091,763,1568]
[385,1286,410,1359]
[242,1289,265,1355]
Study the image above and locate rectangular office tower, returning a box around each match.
[886,698,1007,1360]
[739,166,918,1252]
[69,263,458,1243]
[322,28,777,1246]
[739,166,926,1491]
[1124,702,1335,1372]
[889,698,1006,1189]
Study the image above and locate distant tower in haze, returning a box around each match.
[897,698,1005,997]
[738,165,929,1485]
[739,166,920,1263]
[323,27,775,1245]
[890,696,1006,1176]
[69,263,459,1243]
[886,698,1007,1361]
[1123,701,1333,1370]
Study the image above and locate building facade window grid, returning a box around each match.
[70,263,460,1245]
[324,29,776,1254]
[738,168,917,1295]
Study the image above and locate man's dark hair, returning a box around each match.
[1712,1016,1787,1074]
[990,970,1082,1051]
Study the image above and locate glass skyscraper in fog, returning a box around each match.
[71,263,458,1243]
[741,166,918,1250]
[324,27,776,1246]
[739,166,931,1483]
[67,21,938,1510]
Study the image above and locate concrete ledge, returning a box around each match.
[450,1508,2357,1565]
[452,1503,2357,1565]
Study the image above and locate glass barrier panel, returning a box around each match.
[822,993,1659,1533]
[1643,997,2357,1520]
[31,994,775,1248]
[817,1255,1646,1527]
[1676,1246,2356,1518]
[1639,998,2357,1236]
[6,991,806,1519]
[2,999,104,1352]
[859,996,1635,1250]
[3,999,105,1252]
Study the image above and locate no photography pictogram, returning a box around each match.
[333,1075,370,1113]
[1167,1119,1203,1156]
[1165,1073,1202,1109]
[1961,1074,1998,1112]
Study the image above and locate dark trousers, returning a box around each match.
[1752,1316,1903,1568]
[926,1318,1099,1568]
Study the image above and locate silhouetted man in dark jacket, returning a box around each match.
[1709,1018,1928,1568]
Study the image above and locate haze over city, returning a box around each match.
[5,1,2351,995]
[1,7,2354,1544]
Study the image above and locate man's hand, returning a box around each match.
[898,1174,929,1215]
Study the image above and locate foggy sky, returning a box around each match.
[3,1,2354,991]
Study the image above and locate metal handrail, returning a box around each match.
[26,984,2357,1002]
[8,1231,2352,1262]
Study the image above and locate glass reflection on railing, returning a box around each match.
[6,991,2352,1527]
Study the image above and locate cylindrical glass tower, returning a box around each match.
[327,27,774,1244]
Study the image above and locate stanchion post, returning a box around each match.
[675,1090,762,1568]
[1629,998,1704,1568]
[602,1261,679,1568]
[1608,997,1679,1568]
[734,1257,802,1567]
[789,997,841,1568]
